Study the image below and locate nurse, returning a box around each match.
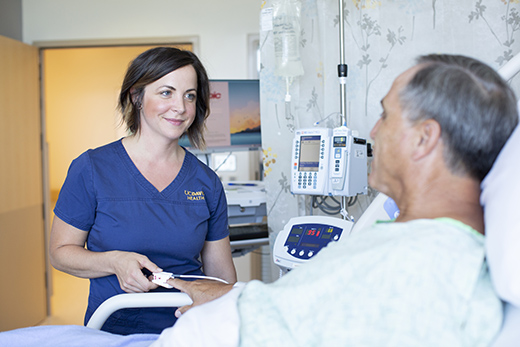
[49,47,237,335]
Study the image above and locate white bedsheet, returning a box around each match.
[150,285,243,347]
[0,325,158,347]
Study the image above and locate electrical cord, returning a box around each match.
[311,195,358,215]
[312,195,341,215]
[213,152,233,172]
[173,274,229,284]
[152,272,229,289]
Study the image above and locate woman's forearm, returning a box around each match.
[50,245,118,278]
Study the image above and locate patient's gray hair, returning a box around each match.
[400,54,519,181]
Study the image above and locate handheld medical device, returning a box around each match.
[291,128,332,195]
[329,126,368,196]
[273,215,353,271]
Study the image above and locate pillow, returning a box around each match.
[481,121,520,347]
[481,123,520,306]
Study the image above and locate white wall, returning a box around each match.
[22,0,260,79]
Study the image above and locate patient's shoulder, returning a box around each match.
[350,218,483,253]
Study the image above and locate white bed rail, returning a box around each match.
[86,292,193,330]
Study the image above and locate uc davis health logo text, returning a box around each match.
[185,190,205,201]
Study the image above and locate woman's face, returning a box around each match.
[139,65,198,143]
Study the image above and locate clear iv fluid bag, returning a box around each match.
[273,0,304,78]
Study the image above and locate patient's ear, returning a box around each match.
[412,119,441,160]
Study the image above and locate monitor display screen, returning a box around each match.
[179,79,261,153]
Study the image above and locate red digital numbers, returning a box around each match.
[306,229,320,237]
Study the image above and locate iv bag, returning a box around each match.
[273,0,304,78]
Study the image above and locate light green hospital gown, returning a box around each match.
[237,218,502,347]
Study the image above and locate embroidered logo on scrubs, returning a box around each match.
[185,190,205,201]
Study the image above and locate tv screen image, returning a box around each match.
[179,79,261,153]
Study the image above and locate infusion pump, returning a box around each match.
[291,127,368,196]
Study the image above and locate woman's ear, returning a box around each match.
[130,87,137,103]
[412,119,441,160]
[130,88,143,110]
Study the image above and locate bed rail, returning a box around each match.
[86,292,192,330]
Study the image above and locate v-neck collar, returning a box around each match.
[114,139,190,198]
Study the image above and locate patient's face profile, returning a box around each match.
[368,66,420,197]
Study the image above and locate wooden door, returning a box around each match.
[0,35,47,330]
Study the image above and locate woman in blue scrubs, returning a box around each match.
[49,47,237,335]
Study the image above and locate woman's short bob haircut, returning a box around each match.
[118,47,210,149]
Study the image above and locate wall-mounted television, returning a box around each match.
[179,79,261,153]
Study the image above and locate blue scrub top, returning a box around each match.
[54,139,229,334]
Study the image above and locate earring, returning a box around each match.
[135,102,142,110]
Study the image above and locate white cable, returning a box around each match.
[176,275,229,284]
[340,207,354,222]
[152,272,229,289]
[313,112,342,126]
[213,152,233,172]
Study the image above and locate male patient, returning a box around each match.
[151,54,519,347]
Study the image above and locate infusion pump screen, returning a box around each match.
[298,135,321,172]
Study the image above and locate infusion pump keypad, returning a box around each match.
[283,223,343,260]
[297,172,318,190]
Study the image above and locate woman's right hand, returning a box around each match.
[110,250,163,293]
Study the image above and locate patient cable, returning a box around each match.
[152,271,229,289]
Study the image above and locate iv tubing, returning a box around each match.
[285,77,292,102]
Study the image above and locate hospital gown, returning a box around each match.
[154,218,502,347]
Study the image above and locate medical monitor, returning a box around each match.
[180,79,261,153]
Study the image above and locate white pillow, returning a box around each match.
[481,120,520,347]
[481,122,520,306]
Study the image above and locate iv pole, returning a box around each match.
[338,0,348,127]
[338,0,350,220]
